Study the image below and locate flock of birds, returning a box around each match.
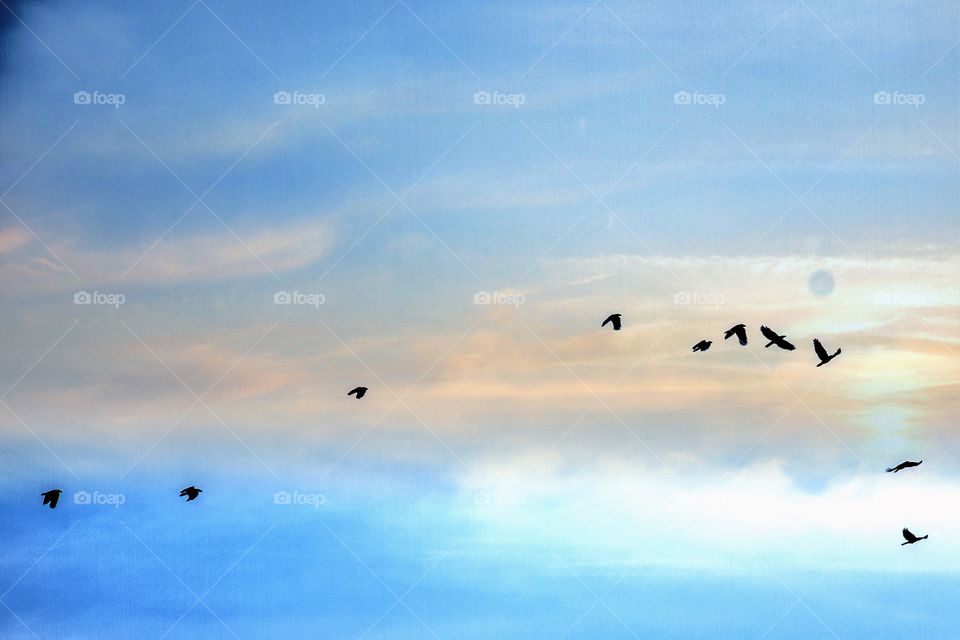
[37,313,929,547]
[601,314,843,367]
[602,313,929,547]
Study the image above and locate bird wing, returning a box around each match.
[903,528,917,542]
[347,388,358,396]
[601,316,613,327]
[813,339,828,360]
[760,325,777,341]
[736,326,747,345]
[780,338,795,350]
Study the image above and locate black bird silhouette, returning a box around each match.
[887,460,922,473]
[601,314,622,331]
[692,340,712,352]
[760,325,795,351]
[901,528,928,546]
[813,338,841,367]
[724,323,748,346]
[41,489,62,509]
[347,386,368,399]
[179,486,202,502]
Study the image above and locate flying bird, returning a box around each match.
[347,386,368,399]
[179,486,202,502]
[813,338,841,367]
[41,489,62,509]
[760,325,795,351]
[724,323,748,346]
[887,460,922,473]
[601,314,622,331]
[692,340,712,352]
[901,528,928,546]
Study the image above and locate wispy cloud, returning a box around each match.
[0,215,333,291]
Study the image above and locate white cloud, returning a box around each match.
[460,455,960,572]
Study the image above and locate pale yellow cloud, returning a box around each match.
[1,253,956,474]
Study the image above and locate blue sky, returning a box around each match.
[1,0,959,637]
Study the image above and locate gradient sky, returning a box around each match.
[1,0,959,638]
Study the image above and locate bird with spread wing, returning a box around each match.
[760,325,795,351]
[901,528,928,546]
[41,489,62,509]
[724,324,748,346]
[813,338,841,367]
[887,460,922,473]
[601,314,621,331]
[180,486,202,502]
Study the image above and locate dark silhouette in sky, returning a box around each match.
[760,325,795,351]
[901,528,928,546]
[41,489,62,509]
[813,338,841,367]
[692,340,712,352]
[601,314,621,331]
[887,460,922,473]
[724,324,748,346]
[179,486,202,502]
[348,386,368,399]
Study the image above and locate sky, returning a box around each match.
[0,0,958,637]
